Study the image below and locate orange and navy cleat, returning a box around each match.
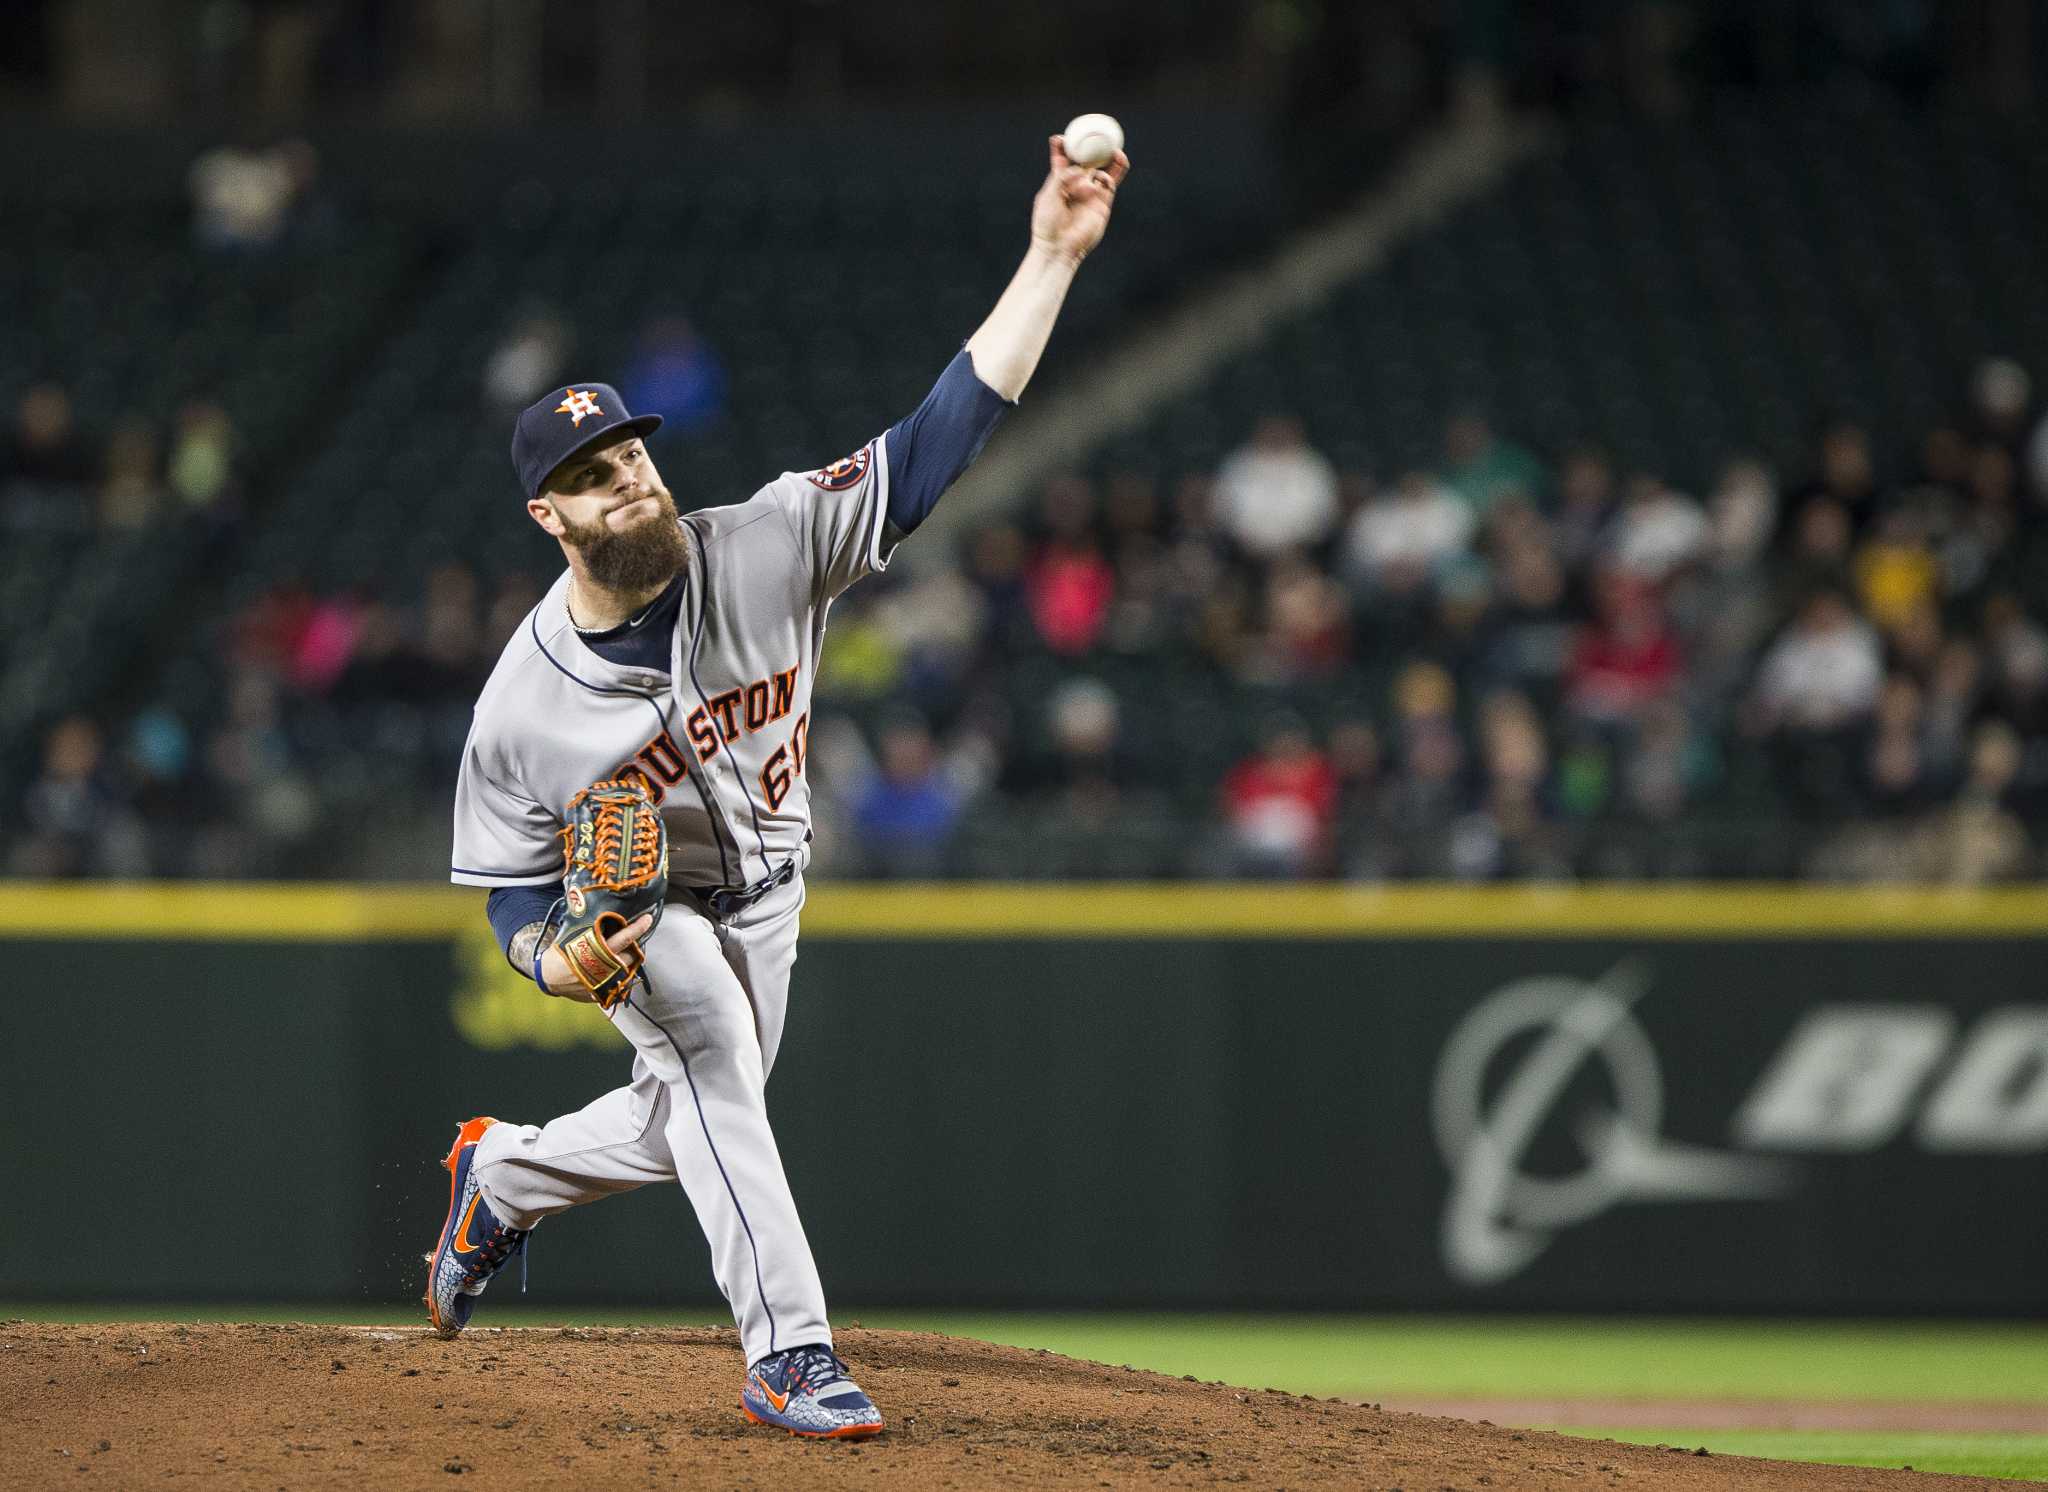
[423,1116,530,1339]
[740,1344,884,1439]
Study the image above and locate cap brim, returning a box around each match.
[534,413,665,497]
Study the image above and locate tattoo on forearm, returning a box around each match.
[508,920,552,974]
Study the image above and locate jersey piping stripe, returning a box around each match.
[674,701,736,889]
[527,612,665,703]
[450,864,559,880]
[671,527,741,888]
[681,518,773,882]
[527,608,737,888]
[621,977,781,1356]
[861,435,890,578]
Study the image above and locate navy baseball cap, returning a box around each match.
[511,383,662,500]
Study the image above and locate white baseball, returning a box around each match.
[1062,113,1124,169]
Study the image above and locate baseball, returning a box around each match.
[1062,113,1124,168]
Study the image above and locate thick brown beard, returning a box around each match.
[557,489,687,594]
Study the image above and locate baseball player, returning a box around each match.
[425,135,1129,1439]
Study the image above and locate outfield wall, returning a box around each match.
[3,884,2043,1314]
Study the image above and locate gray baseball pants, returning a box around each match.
[470,873,829,1365]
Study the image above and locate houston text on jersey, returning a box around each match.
[611,663,808,811]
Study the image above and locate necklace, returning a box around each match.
[569,590,664,635]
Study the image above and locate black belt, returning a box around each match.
[686,858,797,920]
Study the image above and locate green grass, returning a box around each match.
[1548,1428,2048,1483]
[856,1313,2048,1405]
[11,1307,2048,1480]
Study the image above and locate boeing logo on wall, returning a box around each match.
[1430,963,1794,1285]
[1430,964,2048,1285]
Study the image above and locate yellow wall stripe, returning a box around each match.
[1,881,2046,940]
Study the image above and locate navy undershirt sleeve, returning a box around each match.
[487,883,561,979]
[884,347,1014,535]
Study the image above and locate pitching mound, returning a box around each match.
[0,1321,2010,1490]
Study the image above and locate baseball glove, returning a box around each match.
[552,778,668,1010]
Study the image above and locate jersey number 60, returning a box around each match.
[757,711,811,811]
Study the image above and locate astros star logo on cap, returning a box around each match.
[555,389,603,426]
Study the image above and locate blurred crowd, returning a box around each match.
[801,359,2048,882]
[1,380,246,539]
[11,353,2048,882]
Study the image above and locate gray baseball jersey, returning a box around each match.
[450,433,894,892]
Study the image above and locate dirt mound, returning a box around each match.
[0,1321,2012,1490]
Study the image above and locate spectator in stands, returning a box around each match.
[1970,357,2033,455]
[1790,419,1881,533]
[1192,571,1257,675]
[1328,717,1382,816]
[482,304,574,415]
[1255,558,1350,680]
[1779,493,1854,603]
[1563,571,1681,729]
[1477,535,1573,706]
[1860,674,1933,817]
[191,673,318,877]
[1917,425,1974,509]
[1941,443,2021,602]
[1092,474,1168,655]
[9,716,148,877]
[97,417,165,531]
[1981,592,2048,736]
[1704,459,1777,572]
[1622,697,1711,825]
[1909,719,2031,882]
[1553,445,1617,577]
[5,382,91,485]
[188,139,300,252]
[1218,712,1338,877]
[485,573,545,647]
[1158,472,1231,639]
[121,706,196,866]
[285,590,364,696]
[622,316,728,433]
[333,599,422,706]
[324,567,485,709]
[2024,404,2048,508]
[1212,415,1338,559]
[1452,689,1565,881]
[1167,471,1222,552]
[1378,660,1467,871]
[1441,410,1545,518]
[1748,588,1884,820]
[419,561,484,683]
[964,522,1034,658]
[1430,556,1494,665]
[2,382,95,525]
[811,591,905,699]
[1852,506,1939,636]
[1027,677,1128,819]
[1921,638,1983,787]
[1672,458,1777,704]
[1341,469,1474,598]
[167,400,241,518]
[228,578,316,678]
[1751,589,1883,734]
[896,569,989,701]
[1606,473,1708,583]
[852,715,962,877]
[1102,470,1160,545]
[1027,476,1115,656]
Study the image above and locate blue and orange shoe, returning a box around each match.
[423,1116,530,1339]
[740,1345,884,1439]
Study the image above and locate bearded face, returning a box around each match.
[553,485,687,593]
